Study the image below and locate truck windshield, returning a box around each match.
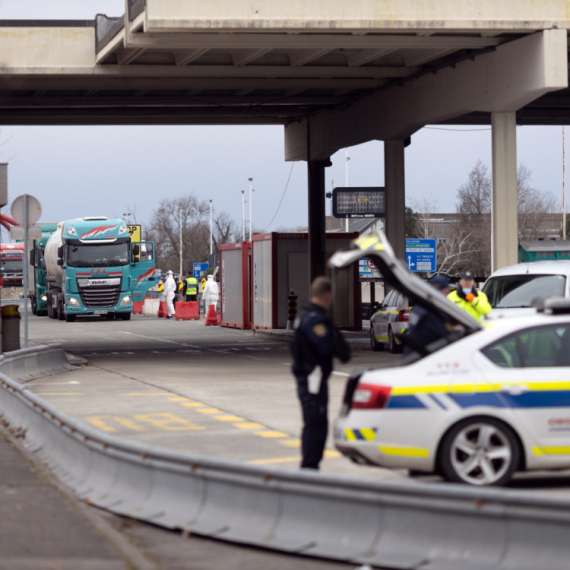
[1,259,23,275]
[67,242,129,267]
[482,274,566,308]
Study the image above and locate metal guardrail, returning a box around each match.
[0,352,569,569]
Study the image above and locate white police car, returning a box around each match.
[330,233,570,486]
[369,290,409,353]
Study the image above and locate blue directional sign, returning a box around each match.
[193,262,209,280]
[405,239,437,272]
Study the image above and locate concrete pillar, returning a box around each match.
[384,140,406,260]
[307,159,331,282]
[491,112,518,272]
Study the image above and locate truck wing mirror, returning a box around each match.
[132,244,140,256]
[29,249,35,268]
[57,259,63,266]
[57,246,63,259]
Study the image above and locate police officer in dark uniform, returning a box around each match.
[403,275,454,355]
[291,276,351,470]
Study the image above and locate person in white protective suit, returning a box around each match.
[164,270,177,319]
[202,275,219,312]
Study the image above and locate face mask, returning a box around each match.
[462,288,472,295]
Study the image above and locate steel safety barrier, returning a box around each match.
[0,358,570,568]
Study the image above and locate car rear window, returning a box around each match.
[482,274,566,308]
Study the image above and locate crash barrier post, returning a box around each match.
[1,361,570,570]
[0,343,76,382]
[157,301,168,318]
[143,298,160,316]
[1,304,20,352]
[205,304,218,326]
[175,302,200,321]
[132,301,144,315]
[286,290,298,330]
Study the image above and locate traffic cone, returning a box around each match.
[205,304,218,326]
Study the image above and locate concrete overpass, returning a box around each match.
[0,0,568,275]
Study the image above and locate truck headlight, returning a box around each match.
[120,296,131,305]
[40,295,47,301]
[68,297,79,306]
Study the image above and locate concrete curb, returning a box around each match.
[0,344,78,382]
[0,354,568,568]
[253,329,371,350]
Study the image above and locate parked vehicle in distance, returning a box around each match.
[369,290,409,353]
[482,261,570,318]
[28,223,58,315]
[37,217,156,322]
[0,243,24,289]
[330,233,570,486]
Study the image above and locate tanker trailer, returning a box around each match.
[44,217,155,322]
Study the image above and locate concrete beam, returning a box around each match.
[491,112,518,271]
[231,48,272,66]
[174,48,209,66]
[143,0,570,32]
[285,30,568,161]
[346,48,397,67]
[289,49,334,67]
[124,32,504,51]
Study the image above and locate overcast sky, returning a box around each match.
[0,0,565,235]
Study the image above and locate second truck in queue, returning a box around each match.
[36,217,155,322]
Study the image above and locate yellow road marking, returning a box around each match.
[234,422,265,429]
[88,416,145,433]
[182,402,206,407]
[133,413,204,431]
[35,393,83,396]
[169,397,190,402]
[254,431,290,438]
[214,415,244,422]
[196,408,224,414]
[279,439,301,447]
[249,450,341,465]
[124,393,171,396]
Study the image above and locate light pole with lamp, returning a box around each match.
[176,205,184,276]
[345,148,350,232]
[248,177,254,241]
[209,199,213,255]
[241,190,246,242]
[123,212,131,225]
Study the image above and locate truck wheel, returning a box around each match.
[105,313,115,320]
[120,313,131,321]
[57,301,65,321]
[65,313,76,322]
[31,298,37,316]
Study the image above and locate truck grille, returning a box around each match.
[79,285,121,308]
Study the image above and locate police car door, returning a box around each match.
[476,322,570,461]
[131,241,156,303]
[375,290,397,342]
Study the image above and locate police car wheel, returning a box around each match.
[439,417,520,486]
[370,327,383,351]
[388,329,402,354]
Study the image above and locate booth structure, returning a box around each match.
[220,232,359,330]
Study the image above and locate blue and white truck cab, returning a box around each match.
[44,217,155,322]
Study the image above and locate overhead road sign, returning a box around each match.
[405,239,437,272]
[193,262,209,280]
[332,188,385,219]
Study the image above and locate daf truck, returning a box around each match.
[39,217,155,322]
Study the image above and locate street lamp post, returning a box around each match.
[176,205,183,276]
[345,148,350,232]
[241,190,246,241]
[123,212,131,225]
[209,199,213,255]
[248,177,253,241]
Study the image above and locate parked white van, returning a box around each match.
[482,261,570,318]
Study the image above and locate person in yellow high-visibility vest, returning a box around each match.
[185,271,198,302]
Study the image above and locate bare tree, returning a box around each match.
[410,197,438,239]
[517,164,559,241]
